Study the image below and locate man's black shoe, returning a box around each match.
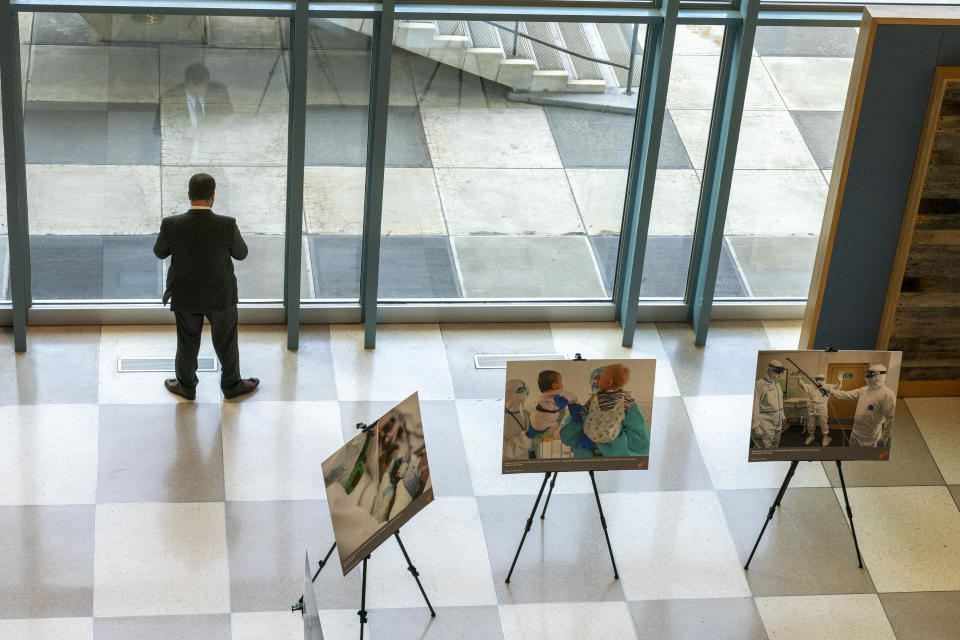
[164,378,196,400]
[223,377,260,399]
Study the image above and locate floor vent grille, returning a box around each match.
[118,357,219,373]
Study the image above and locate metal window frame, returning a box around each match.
[0,0,865,352]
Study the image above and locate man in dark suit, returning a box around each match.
[154,173,259,400]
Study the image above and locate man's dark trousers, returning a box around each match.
[174,306,241,391]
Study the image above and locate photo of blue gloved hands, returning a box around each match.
[554,395,584,421]
[578,433,597,450]
[525,424,548,439]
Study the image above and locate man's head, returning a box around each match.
[537,370,562,393]
[188,173,216,205]
[766,360,785,380]
[815,373,826,385]
[185,63,210,99]
[866,364,887,390]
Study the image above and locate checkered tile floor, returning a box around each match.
[1,321,959,639]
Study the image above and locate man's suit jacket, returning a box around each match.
[154,209,248,312]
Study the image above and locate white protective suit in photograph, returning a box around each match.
[827,366,896,447]
[504,379,532,460]
[752,366,785,449]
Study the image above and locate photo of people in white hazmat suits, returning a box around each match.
[322,392,432,575]
[748,350,902,462]
[502,359,655,473]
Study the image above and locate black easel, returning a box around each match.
[744,347,864,571]
[295,422,436,640]
[505,354,619,583]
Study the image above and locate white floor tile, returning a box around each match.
[549,322,681,397]
[330,324,455,401]
[420,107,563,169]
[756,594,896,640]
[499,601,637,640]
[0,405,98,505]
[761,321,803,352]
[27,164,161,235]
[906,397,960,484]
[94,502,230,617]
[604,490,751,600]
[304,167,446,235]
[456,399,592,496]
[761,56,853,111]
[841,486,960,592]
[364,497,498,608]
[0,618,93,640]
[97,326,223,404]
[436,168,583,235]
[222,401,343,501]
[685,395,830,490]
[231,610,366,640]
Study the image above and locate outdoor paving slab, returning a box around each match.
[407,49,506,108]
[304,166,445,235]
[308,235,460,299]
[672,109,818,170]
[452,235,605,299]
[25,102,160,165]
[753,25,859,57]
[669,54,783,111]
[207,16,282,48]
[546,106,691,169]
[27,164,161,235]
[790,110,843,169]
[27,45,158,104]
[725,235,818,298]
[567,168,700,236]
[160,48,288,108]
[435,168,583,235]
[304,105,430,167]
[589,235,746,298]
[233,235,311,300]
[30,12,101,45]
[726,169,828,236]
[762,56,853,111]
[161,165,286,234]
[160,104,288,166]
[102,235,163,299]
[305,49,377,107]
[421,107,562,169]
[674,24,725,55]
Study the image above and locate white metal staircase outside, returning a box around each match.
[318,18,644,94]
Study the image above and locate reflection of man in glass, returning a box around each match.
[176,63,234,127]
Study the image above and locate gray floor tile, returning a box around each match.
[93,614,231,640]
[754,26,859,57]
[225,499,363,611]
[0,326,100,405]
[235,324,337,401]
[545,107,691,169]
[790,110,843,169]
[102,235,163,299]
[657,321,770,396]
[25,102,160,165]
[234,235,310,300]
[31,12,101,45]
[717,487,875,596]
[338,400,475,498]
[589,235,746,298]
[308,235,460,299]
[822,404,945,487]
[439,323,555,399]
[880,592,960,640]
[593,396,714,493]
[305,105,430,167]
[97,404,224,503]
[628,598,767,640]
[951,485,960,509]
[726,235,818,298]
[0,505,95,618]
[368,606,505,640]
[30,235,102,299]
[477,494,626,604]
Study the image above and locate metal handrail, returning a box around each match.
[483,19,631,70]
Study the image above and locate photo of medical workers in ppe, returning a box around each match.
[502,359,655,473]
[748,350,902,462]
[322,392,433,575]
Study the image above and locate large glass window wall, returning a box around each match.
[0,0,869,347]
[21,12,290,301]
[718,25,856,300]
